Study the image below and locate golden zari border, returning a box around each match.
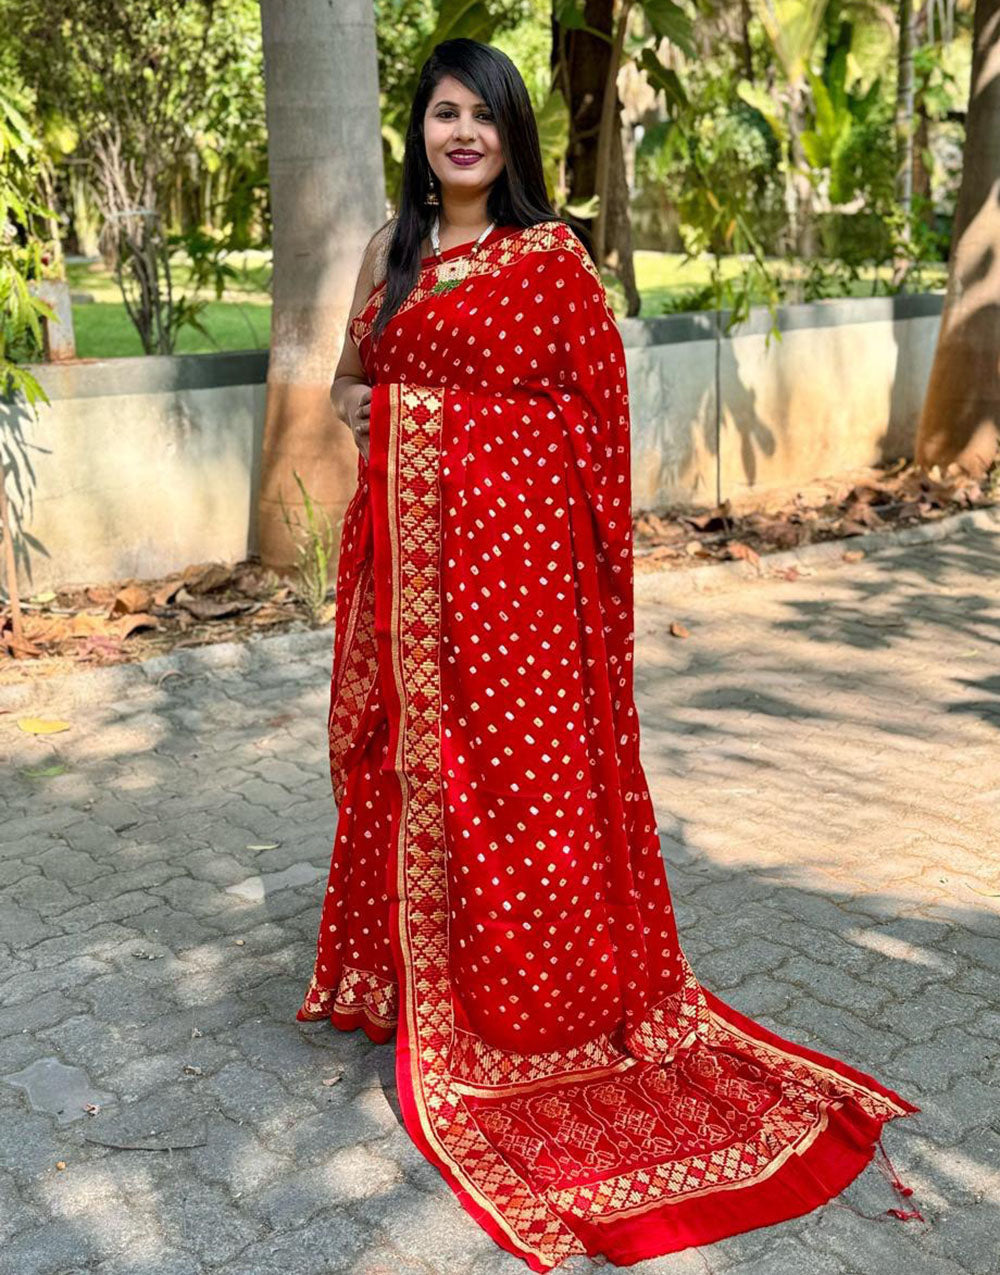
[300,967,398,1027]
[553,1106,836,1223]
[350,219,609,352]
[327,556,379,806]
[623,953,713,1063]
[383,380,584,1267]
[449,1025,634,1098]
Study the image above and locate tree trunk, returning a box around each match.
[257,0,386,571]
[606,116,640,314]
[787,79,815,257]
[892,0,917,283]
[739,0,754,82]
[895,0,915,213]
[913,102,932,216]
[557,0,640,313]
[914,0,1000,477]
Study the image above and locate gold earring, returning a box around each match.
[425,167,440,205]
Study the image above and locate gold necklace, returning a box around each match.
[429,212,495,293]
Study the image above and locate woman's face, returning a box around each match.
[423,73,505,200]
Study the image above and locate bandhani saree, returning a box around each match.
[297,219,920,1269]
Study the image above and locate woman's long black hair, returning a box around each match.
[371,37,593,342]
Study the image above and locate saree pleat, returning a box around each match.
[298,220,919,1270]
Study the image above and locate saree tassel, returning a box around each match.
[876,1135,926,1222]
[822,1135,925,1228]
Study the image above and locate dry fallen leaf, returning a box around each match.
[153,578,185,607]
[843,500,884,528]
[186,562,239,595]
[67,612,109,638]
[18,717,71,735]
[728,541,761,567]
[843,549,866,563]
[669,621,690,639]
[110,584,152,616]
[118,612,159,639]
[684,507,729,533]
[77,634,125,661]
[1,630,45,657]
[321,1071,345,1087]
[234,565,281,599]
[634,514,662,540]
[174,587,254,622]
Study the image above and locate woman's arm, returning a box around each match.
[331,221,393,455]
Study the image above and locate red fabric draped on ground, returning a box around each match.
[297,220,919,1270]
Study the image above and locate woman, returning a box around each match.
[297,37,921,1272]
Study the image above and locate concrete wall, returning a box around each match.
[2,293,943,592]
[621,291,943,508]
[2,352,267,593]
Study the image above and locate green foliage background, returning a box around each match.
[0,0,973,359]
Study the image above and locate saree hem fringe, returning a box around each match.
[295,1002,397,1045]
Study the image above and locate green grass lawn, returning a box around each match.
[63,248,947,360]
[634,249,948,315]
[65,251,272,359]
[71,297,271,359]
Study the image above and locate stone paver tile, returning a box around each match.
[210,1210,369,1275]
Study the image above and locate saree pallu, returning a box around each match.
[298,220,919,1270]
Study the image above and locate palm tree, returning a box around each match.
[257,0,386,569]
[914,0,999,477]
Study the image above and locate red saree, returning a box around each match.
[297,220,920,1269]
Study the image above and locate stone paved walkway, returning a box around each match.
[1,528,998,1275]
